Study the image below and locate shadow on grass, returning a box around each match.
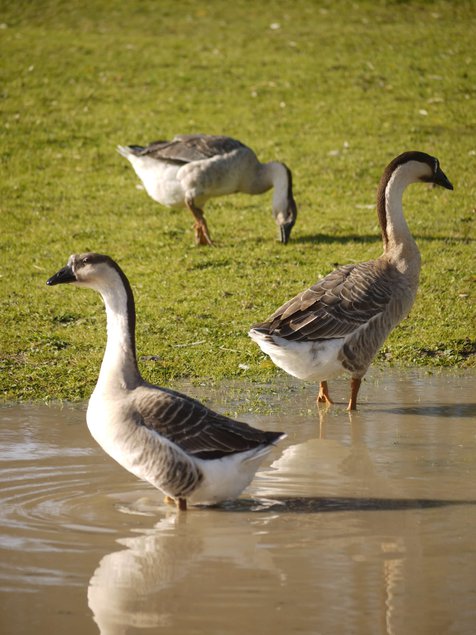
[293,233,380,245]
[292,233,475,246]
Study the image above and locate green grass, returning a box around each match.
[0,0,475,401]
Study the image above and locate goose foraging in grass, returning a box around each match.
[117,134,297,246]
[249,151,453,410]
[47,253,285,510]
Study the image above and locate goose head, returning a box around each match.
[417,152,453,190]
[376,151,453,250]
[46,253,121,292]
[47,253,139,382]
[274,165,297,244]
[382,151,454,191]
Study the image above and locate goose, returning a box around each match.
[46,253,285,510]
[117,134,297,245]
[248,151,453,410]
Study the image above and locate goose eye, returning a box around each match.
[82,256,90,264]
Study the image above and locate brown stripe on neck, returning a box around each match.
[106,257,139,371]
[283,163,293,201]
[376,166,391,246]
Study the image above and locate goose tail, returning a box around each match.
[248,327,275,347]
[242,432,287,464]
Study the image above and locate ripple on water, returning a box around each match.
[1,373,476,633]
[0,405,144,591]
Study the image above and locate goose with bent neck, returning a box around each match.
[47,254,285,511]
[249,151,453,410]
[117,134,297,246]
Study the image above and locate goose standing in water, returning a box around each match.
[47,253,285,510]
[249,151,453,410]
[117,134,297,245]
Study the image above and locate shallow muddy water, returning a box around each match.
[1,369,475,635]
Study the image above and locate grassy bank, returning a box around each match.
[0,0,474,402]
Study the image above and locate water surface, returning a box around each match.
[1,369,475,634]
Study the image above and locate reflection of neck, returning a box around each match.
[95,274,141,392]
[87,516,187,634]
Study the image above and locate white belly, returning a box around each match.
[87,395,170,490]
[249,331,345,382]
[188,446,272,505]
[126,156,186,208]
[86,395,130,464]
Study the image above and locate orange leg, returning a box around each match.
[317,380,334,406]
[164,495,188,511]
[185,197,213,246]
[347,377,362,411]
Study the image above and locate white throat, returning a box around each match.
[382,163,421,275]
[91,276,140,393]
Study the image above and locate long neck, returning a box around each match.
[95,272,141,392]
[248,161,289,203]
[377,164,421,276]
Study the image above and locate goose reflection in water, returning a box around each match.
[87,509,283,634]
[86,449,475,635]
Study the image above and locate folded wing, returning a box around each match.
[136,387,282,460]
[136,135,247,164]
[252,260,397,341]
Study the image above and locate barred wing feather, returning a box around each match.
[254,261,396,342]
[136,388,280,460]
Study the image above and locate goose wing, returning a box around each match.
[135,387,282,460]
[136,135,247,164]
[252,260,397,341]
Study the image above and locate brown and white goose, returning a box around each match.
[47,253,285,510]
[249,151,453,410]
[117,134,297,245]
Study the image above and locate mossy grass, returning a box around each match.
[0,0,474,401]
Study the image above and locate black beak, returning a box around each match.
[434,166,453,191]
[279,221,295,245]
[46,264,76,286]
[279,223,291,244]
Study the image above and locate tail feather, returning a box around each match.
[266,431,287,445]
[248,327,276,346]
[242,433,286,464]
